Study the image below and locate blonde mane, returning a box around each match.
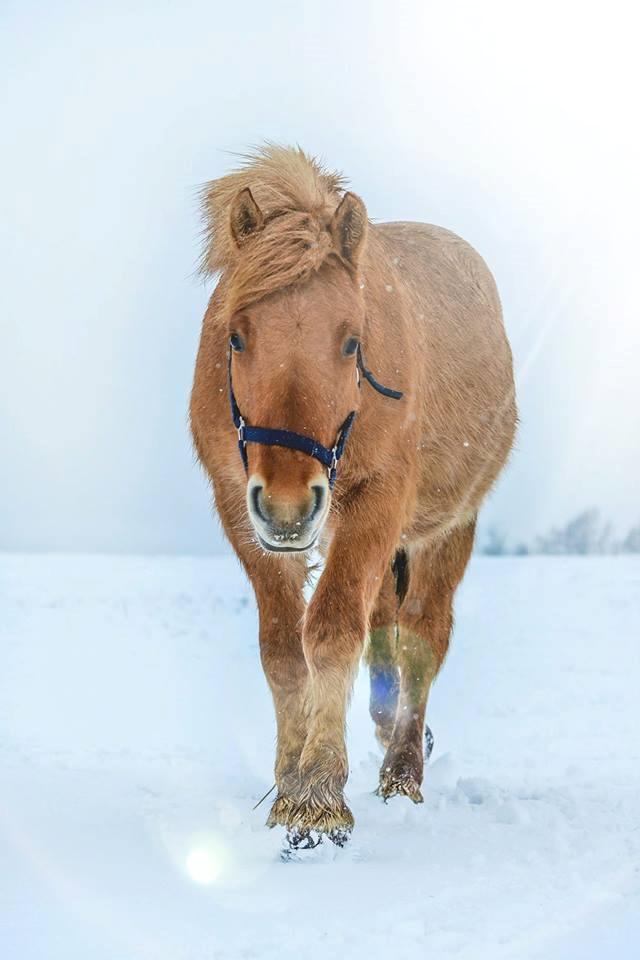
[199,144,349,311]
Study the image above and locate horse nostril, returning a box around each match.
[251,484,269,523]
[308,485,326,522]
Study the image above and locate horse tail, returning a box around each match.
[391,548,409,605]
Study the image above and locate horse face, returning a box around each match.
[228,266,365,552]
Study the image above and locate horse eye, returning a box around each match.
[343,337,359,357]
[229,332,245,352]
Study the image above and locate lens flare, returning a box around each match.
[185,847,222,885]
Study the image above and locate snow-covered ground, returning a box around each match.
[1,553,639,959]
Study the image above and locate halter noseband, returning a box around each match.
[228,343,402,489]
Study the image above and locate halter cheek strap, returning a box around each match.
[355,344,403,400]
[228,344,402,489]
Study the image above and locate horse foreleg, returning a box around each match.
[378,520,476,802]
[288,574,365,843]
[211,481,310,826]
[251,566,310,826]
[262,628,310,827]
[284,489,404,843]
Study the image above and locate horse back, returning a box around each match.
[369,221,517,528]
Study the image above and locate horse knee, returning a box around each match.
[259,621,307,694]
[303,586,366,673]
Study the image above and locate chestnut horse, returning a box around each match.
[190,145,516,848]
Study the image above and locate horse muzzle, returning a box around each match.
[247,474,329,552]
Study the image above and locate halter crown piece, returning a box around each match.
[228,343,403,489]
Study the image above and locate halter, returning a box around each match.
[228,343,403,489]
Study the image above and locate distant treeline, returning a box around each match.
[480,509,640,556]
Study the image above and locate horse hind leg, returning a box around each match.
[368,627,398,750]
[378,520,476,803]
[377,621,438,803]
[365,561,403,750]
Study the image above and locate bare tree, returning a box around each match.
[536,509,604,555]
[621,523,640,553]
[482,526,507,556]
[477,511,639,556]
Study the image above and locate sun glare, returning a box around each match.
[185,847,222,886]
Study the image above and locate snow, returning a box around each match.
[1,553,639,959]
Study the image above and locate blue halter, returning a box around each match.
[228,343,402,489]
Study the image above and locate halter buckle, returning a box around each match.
[328,446,339,486]
[237,416,246,446]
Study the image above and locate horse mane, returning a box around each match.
[199,144,350,311]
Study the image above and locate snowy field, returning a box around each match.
[1,553,639,960]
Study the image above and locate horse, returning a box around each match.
[190,145,516,849]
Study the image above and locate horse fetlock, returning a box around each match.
[275,743,305,782]
[269,761,304,826]
[299,735,347,779]
[266,793,298,828]
[269,786,354,838]
[274,767,302,806]
[270,759,354,836]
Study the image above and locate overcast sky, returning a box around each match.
[1,0,638,554]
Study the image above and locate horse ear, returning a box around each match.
[330,192,368,266]
[229,188,264,247]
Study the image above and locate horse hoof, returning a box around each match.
[280,829,321,862]
[280,825,350,861]
[326,826,351,847]
[425,724,435,761]
[286,827,323,851]
[377,770,424,804]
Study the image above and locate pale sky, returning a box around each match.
[1,0,638,553]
